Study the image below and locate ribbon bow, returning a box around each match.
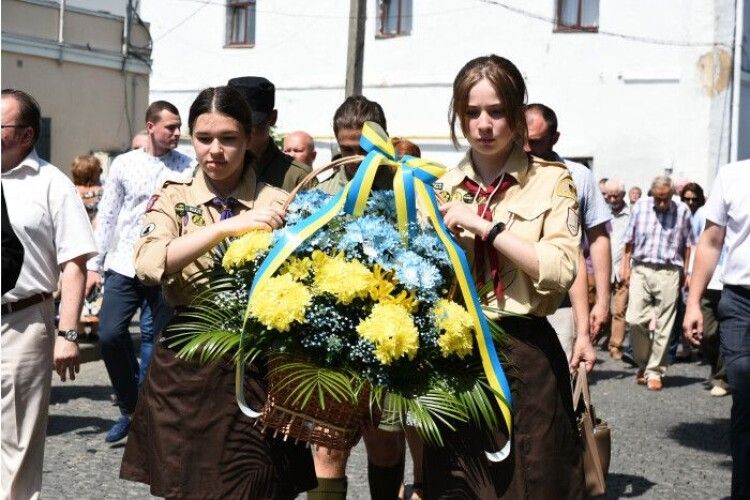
[237,122,513,461]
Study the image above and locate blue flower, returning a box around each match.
[340,215,402,267]
[394,250,444,301]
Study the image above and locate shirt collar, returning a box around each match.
[455,143,529,188]
[254,138,281,178]
[3,149,42,176]
[193,165,258,209]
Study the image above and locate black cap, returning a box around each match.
[227,76,275,126]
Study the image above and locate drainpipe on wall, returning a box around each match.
[730,0,745,163]
[57,0,65,61]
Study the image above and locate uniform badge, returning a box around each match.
[567,207,580,236]
[434,190,450,204]
[140,223,156,237]
[191,214,206,226]
[174,202,187,216]
[433,182,443,190]
[145,195,159,213]
[451,192,463,202]
[462,193,475,204]
[555,177,578,201]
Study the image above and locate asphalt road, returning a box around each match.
[41,347,731,499]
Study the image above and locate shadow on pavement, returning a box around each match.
[663,375,704,388]
[50,384,112,404]
[589,369,632,385]
[47,415,112,437]
[600,473,656,498]
[667,418,731,455]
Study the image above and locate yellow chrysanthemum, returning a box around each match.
[357,303,419,365]
[314,253,373,304]
[367,266,418,312]
[248,274,311,332]
[281,256,313,281]
[434,299,474,358]
[222,230,273,272]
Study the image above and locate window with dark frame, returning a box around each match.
[377,0,412,38]
[556,0,599,32]
[226,0,256,47]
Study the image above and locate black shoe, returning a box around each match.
[621,350,637,367]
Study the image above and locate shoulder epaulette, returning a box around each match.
[161,178,193,189]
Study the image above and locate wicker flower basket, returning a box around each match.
[258,355,375,450]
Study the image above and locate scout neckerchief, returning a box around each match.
[462,173,516,301]
[210,196,238,220]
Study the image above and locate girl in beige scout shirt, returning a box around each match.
[119,87,316,499]
[422,55,585,499]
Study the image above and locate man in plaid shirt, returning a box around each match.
[621,175,694,391]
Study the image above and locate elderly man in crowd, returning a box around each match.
[283,130,317,167]
[602,179,631,359]
[1,89,96,498]
[622,176,694,391]
[684,159,750,498]
[629,186,642,206]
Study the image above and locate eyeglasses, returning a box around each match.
[682,197,698,203]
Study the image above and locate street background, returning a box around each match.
[42,348,731,499]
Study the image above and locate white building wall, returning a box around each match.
[142,0,744,191]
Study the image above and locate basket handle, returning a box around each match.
[282,155,365,212]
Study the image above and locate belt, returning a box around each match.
[1,292,53,314]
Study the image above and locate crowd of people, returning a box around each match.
[1,53,748,500]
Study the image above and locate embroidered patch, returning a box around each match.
[433,182,443,190]
[567,207,580,236]
[145,195,159,213]
[555,177,578,201]
[174,202,187,217]
[462,193,475,204]
[451,192,463,202]
[140,223,156,237]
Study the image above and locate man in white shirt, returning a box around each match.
[85,101,194,443]
[1,89,96,498]
[684,159,750,498]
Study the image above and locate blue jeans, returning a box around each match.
[718,285,750,499]
[138,298,154,385]
[99,271,172,414]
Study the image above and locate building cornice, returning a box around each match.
[1,32,151,75]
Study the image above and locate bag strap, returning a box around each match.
[572,362,592,408]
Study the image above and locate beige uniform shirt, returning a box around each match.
[437,145,580,317]
[134,166,287,307]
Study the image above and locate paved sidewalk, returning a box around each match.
[41,349,730,498]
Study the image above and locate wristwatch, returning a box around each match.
[58,329,80,342]
[485,222,506,242]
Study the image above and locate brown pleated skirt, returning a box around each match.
[423,315,585,500]
[120,343,316,499]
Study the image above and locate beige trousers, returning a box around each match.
[549,306,576,362]
[1,298,55,500]
[625,264,680,381]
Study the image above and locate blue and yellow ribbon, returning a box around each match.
[237,122,512,459]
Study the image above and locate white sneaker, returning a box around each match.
[710,386,729,397]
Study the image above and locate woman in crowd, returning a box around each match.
[119,86,316,499]
[424,54,584,498]
[71,154,104,332]
[71,154,103,224]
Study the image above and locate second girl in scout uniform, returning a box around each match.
[119,86,316,499]
[424,55,585,499]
